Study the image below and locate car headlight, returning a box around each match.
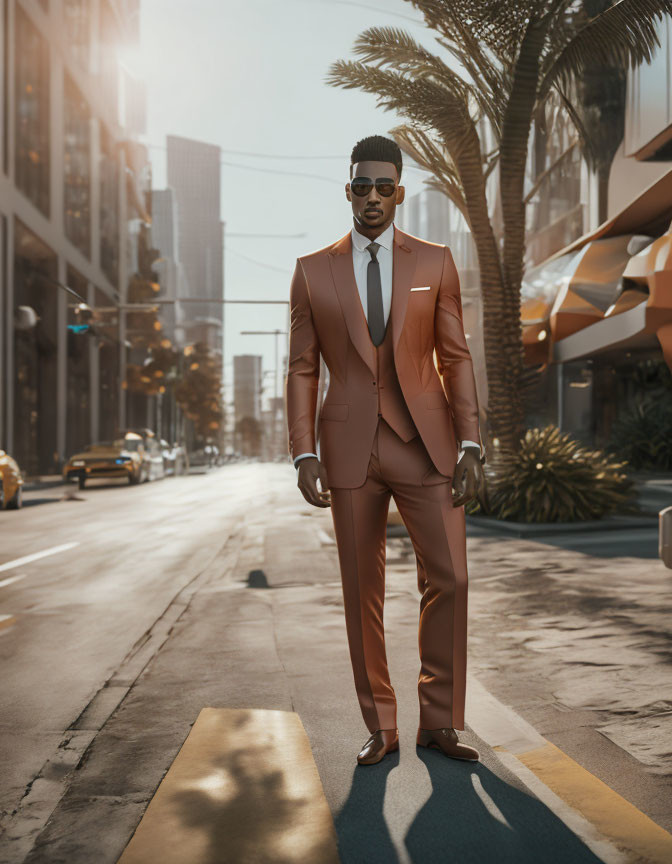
[72,460,85,467]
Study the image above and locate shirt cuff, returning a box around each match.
[457,439,482,464]
[293,452,318,468]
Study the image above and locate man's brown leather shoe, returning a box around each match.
[416,727,479,761]
[357,728,399,765]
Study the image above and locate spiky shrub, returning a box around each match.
[466,425,637,522]
[607,363,672,471]
[607,398,672,470]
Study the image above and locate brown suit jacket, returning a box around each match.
[285,224,482,488]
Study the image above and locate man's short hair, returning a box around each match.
[350,135,402,179]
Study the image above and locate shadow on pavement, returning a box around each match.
[19,496,64,508]
[335,751,604,864]
[466,521,659,559]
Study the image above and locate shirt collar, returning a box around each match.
[351,220,395,253]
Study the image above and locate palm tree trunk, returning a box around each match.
[494,20,549,450]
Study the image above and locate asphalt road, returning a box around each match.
[0,468,262,832]
[0,465,670,863]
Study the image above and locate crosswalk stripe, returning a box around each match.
[118,708,340,864]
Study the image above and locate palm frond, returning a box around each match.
[408,0,542,61]
[388,123,470,222]
[350,27,491,109]
[325,59,475,158]
[540,0,672,96]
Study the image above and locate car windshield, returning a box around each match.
[84,438,142,452]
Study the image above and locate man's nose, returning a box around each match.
[367,187,382,204]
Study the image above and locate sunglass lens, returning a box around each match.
[376,183,396,197]
[351,181,372,197]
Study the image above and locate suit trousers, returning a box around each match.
[329,416,469,734]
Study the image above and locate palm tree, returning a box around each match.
[326,0,672,451]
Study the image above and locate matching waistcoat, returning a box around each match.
[373,318,418,442]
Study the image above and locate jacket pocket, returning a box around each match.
[425,390,449,410]
[320,403,349,422]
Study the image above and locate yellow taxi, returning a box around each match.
[63,433,146,489]
[0,450,24,510]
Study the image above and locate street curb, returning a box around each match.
[387,514,658,540]
[464,513,658,537]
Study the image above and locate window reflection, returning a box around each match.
[99,123,119,287]
[99,0,120,116]
[13,219,58,476]
[95,286,119,440]
[64,0,90,69]
[64,74,91,257]
[66,266,90,457]
[15,5,50,216]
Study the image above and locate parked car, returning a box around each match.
[63,431,164,489]
[189,444,220,468]
[0,450,23,509]
[160,440,190,476]
[117,428,165,482]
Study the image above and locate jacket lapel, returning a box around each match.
[390,225,417,355]
[327,231,376,378]
[327,225,417,376]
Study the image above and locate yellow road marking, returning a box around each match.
[118,708,340,864]
[514,741,672,864]
[0,614,15,630]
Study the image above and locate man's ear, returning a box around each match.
[396,185,405,204]
[345,182,352,202]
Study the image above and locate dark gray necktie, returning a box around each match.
[366,242,385,346]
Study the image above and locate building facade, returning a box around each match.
[165,134,223,357]
[0,0,151,476]
[399,15,672,451]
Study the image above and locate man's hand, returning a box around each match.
[452,448,483,508]
[297,457,331,508]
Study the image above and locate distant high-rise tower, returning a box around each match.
[166,135,223,354]
[234,355,263,423]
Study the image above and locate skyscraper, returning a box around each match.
[166,135,223,355]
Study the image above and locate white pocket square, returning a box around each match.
[410,285,431,292]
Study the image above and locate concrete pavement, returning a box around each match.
[0,464,670,863]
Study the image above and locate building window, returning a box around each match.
[66,265,90,457]
[64,73,90,257]
[2,0,9,176]
[99,123,119,287]
[13,218,58,475]
[99,0,120,118]
[15,5,50,216]
[95,286,118,440]
[63,0,90,70]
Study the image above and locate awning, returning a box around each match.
[520,166,672,369]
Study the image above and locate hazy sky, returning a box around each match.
[136,0,439,404]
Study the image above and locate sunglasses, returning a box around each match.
[350,176,397,197]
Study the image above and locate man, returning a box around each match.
[285,134,485,765]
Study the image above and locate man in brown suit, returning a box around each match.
[285,135,484,765]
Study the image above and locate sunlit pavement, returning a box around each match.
[0,465,670,863]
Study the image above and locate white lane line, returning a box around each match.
[0,574,27,589]
[0,542,80,574]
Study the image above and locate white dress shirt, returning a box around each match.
[294,222,480,467]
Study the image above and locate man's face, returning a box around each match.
[346,160,405,231]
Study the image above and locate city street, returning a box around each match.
[0,464,669,863]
